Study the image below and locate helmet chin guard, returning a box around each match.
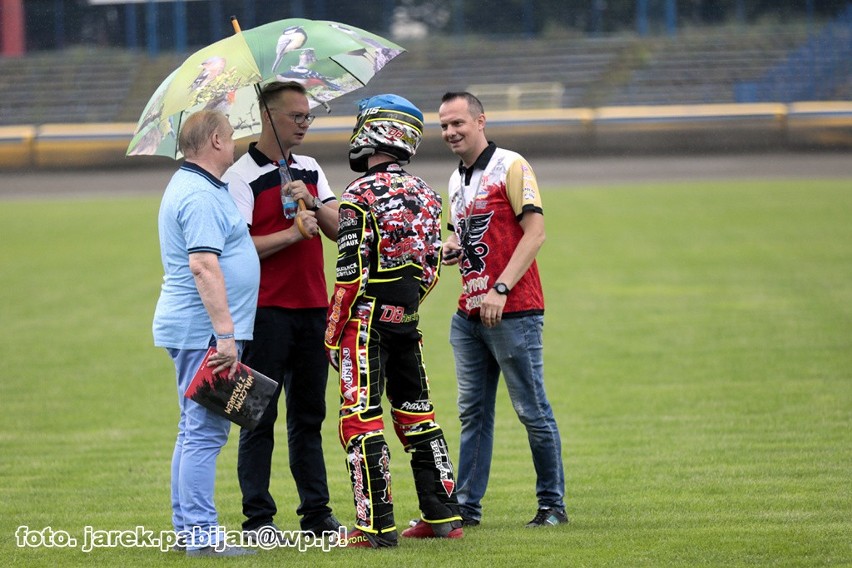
[349,94,424,172]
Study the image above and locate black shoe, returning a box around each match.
[525,507,569,528]
[186,544,256,557]
[243,522,288,546]
[461,515,480,527]
[304,514,343,537]
[304,514,344,545]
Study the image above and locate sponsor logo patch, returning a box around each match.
[430,439,455,497]
[400,401,431,412]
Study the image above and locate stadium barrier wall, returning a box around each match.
[0,102,850,171]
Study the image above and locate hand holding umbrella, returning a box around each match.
[279,163,318,239]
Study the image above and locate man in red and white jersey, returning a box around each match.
[438,91,568,529]
[223,81,342,541]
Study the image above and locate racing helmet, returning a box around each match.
[349,94,424,172]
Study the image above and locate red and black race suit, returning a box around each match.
[325,162,460,534]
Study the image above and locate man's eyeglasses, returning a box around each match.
[268,109,316,126]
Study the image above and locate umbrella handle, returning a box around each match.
[295,199,313,239]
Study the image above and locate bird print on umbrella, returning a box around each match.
[276,48,344,93]
[128,18,405,158]
[130,118,174,157]
[135,88,166,137]
[204,90,237,114]
[189,56,227,92]
[329,22,403,72]
[272,26,307,74]
[127,87,176,156]
[179,52,245,116]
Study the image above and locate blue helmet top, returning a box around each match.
[356,94,424,123]
[349,94,424,172]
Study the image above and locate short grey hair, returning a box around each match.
[178,110,227,158]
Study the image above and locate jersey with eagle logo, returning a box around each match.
[447,144,545,319]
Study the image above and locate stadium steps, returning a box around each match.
[319,36,631,113]
[0,24,842,126]
[735,4,852,102]
[603,26,812,106]
[117,54,184,122]
[0,48,136,124]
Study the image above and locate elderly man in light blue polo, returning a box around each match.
[153,110,260,557]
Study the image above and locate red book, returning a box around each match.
[184,347,278,430]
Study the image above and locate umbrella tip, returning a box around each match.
[230,16,241,34]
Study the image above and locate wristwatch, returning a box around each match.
[310,196,323,211]
[492,282,510,295]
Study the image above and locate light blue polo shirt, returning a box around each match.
[153,162,260,349]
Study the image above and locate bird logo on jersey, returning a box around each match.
[458,211,493,275]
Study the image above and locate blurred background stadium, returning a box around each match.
[0,0,850,167]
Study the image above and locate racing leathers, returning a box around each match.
[325,161,461,539]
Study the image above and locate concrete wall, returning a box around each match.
[1,102,850,171]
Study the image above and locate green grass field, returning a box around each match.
[1,178,850,567]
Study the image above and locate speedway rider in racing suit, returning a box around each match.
[325,94,463,548]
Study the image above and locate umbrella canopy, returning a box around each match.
[127,18,404,158]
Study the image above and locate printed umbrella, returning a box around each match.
[127,17,404,158]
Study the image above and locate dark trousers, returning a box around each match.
[237,307,332,531]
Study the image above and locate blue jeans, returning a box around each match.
[168,344,242,551]
[450,313,565,520]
